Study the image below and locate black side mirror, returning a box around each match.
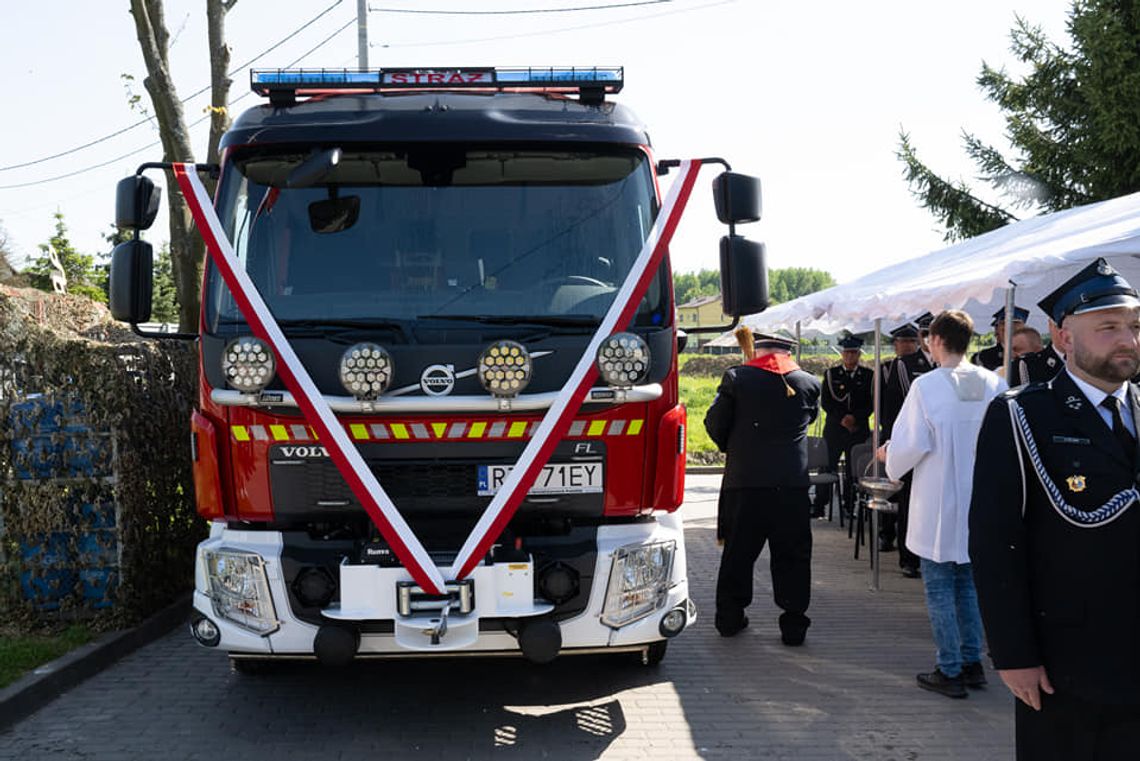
[115,175,162,230]
[712,172,762,225]
[720,236,768,317]
[109,239,154,323]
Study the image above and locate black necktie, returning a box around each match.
[1101,395,1136,461]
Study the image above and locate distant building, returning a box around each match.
[676,293,728,351]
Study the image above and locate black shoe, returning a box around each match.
[962,661,987,688]
[778,612,810,646]
[901,565,921,579]
[879,539,896,552]
[716,615,749,637]
[916,669,968,698]
[810,505,826,519]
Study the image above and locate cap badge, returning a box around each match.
[1065,395,1083,410]
[1097,261,1114,276]
[1066,475,1087,493]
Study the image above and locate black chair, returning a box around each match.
[847,442,875,558]
[806,436,840,520]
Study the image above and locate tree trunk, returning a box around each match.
[129,0,235,333]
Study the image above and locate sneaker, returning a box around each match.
[901,565,921,579]
[916,669,968,699]
[716,615,749,638]
[961,661,987,688]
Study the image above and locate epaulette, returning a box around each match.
[998,381,1048,400]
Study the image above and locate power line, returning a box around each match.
[0,0,345,173]
[0,17,356,191]
[369,0,672,15]
[374,0,733,48]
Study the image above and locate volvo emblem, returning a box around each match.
[420,364,456,396]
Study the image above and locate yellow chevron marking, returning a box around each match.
[508,421,528,438]
[468,422,487,438]
[431,422,447,438]
[232,426,250,442]
[350,424,369,440]
[309,427,319,440]
[627,419,644,436]
[269,425,289,441]
[391,423,409,440]
[588,420,607,437]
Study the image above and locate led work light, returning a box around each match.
[221,337,276,393]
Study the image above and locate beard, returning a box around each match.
[1072,341,1140,383]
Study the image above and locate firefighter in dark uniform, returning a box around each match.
[971,305,1028,371]
[971,257,1140,760]
[879,322,922,439]
[706,328,821,645]
[1015,320,1065,385]
[814,335,873,518]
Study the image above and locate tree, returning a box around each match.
[898,1,1140,241]
[128,0,236,332]
[0,221,17,283]
[673,266,835,307]
[25,212,107,302]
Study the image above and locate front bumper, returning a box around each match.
[191,514,693,658]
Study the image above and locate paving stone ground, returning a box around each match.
[0,474,1014,760]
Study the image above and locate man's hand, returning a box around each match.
[841,414,856,431]
[998,666,1054,711]
[874,442,889,463]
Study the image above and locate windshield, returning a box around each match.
[204,146,665,337]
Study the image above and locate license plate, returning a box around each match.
[477,463,603,496]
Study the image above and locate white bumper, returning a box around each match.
[191,514,694,658]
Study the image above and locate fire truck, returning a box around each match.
[109,67,767,670]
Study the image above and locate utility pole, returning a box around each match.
[357,0,369,69]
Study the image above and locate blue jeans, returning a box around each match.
[919,558,984,677]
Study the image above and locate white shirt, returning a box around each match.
[885,361,1008,564]
[1065,370,1135,437]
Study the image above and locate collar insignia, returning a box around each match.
[1066,475,1087,493]
[1065,395,1083,410]
[1047,357,1057,367]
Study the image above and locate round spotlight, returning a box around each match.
[293,567,337,608]
[190,616,221,647]
[338,343,393,400]
[221,337,275,393]
[478,340,532,398]
[659,607,687,638]
[595,332,650,388]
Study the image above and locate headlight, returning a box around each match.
[204,549,279,635]
[595,333,650,388]
[339,342,393,400]
[221,337,276,393]
[600,540,675,628]
[477,340,532,398]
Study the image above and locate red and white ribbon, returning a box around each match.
[174,157,702,594]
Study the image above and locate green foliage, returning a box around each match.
[24,212,108,303]
[674,267,835,307]
[151,243,180,324]
[0,624,92,688]
[899,1,1140,241]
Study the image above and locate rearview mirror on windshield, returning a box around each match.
[720,236,768,317]
[309,196,361,234]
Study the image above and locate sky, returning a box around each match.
[0,0,1073,284]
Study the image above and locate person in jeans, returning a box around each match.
[877,310,1007,697]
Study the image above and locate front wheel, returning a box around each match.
[640,640,668,667]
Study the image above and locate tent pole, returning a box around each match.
[871,318,882,591]
[795,320,802,362]
[1003,284,1016,379]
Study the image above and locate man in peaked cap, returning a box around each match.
[814,335,874,519]
[971,257,1140,758]
[971,305,1029,372]
[706,328,821,644]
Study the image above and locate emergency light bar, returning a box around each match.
[250,67,623,106]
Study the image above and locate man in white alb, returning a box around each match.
[876,310,1008,698]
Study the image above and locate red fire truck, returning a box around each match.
[109,67,767,670]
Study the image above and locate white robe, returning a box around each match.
[885,362,1008,564]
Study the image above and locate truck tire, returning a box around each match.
[229,657,277,675]
[641,640,668,667]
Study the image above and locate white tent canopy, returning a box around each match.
[746,191,1140,336]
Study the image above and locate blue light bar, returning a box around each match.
[250,67,623,104]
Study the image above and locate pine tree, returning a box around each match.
[25,212,107,302]
[899,1,1140,241]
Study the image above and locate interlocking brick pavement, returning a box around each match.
[0,474,1014,760]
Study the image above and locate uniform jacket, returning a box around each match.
[821,364,873,436]
[971,343,1004,372]
[1014,345,1063,386]
[880,351,934,439]
[704,355,821,489]
[969,369,1140,705]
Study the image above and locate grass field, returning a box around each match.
[0,625,92,688]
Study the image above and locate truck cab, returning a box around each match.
[109,67,767,669]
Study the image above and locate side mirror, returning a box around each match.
[712,172,762,225]
[115,175,162,230]
[109,239,154,323]
[720,236,768,317]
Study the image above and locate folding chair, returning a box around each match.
[806,436,840,520]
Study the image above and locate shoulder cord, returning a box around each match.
[825,368,850,406]
[1007,399,1139,527]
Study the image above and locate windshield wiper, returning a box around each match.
[417,314,600,328]
[276,318,411,341]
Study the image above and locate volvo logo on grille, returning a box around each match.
[420,364,456,396]
[280,446,328,458]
